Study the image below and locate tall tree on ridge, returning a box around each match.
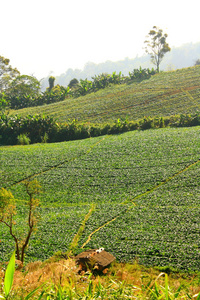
[0,55,19,91]
[144,26,171,72]
[48,76,55,91]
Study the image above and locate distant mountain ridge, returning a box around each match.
[41,42,200,91]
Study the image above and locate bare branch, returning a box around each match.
[0,180,41,264]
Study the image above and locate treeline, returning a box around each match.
[0,68,156,110]
[0,82,69,110]
[70,68,156,97]
[1,112,200,145]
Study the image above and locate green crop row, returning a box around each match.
[0,204,91,262]
[1,127,200,271]
[0,136,104,187]
[11,66,200,124]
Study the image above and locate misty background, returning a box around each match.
[40,42,200,90]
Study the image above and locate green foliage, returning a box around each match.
[0,62,157,110]
[139,116,155,129]
[0,188,15,221]
[5,75,40,109]
[4,84,70,110]
[1,111,200,145]
[70,69,153,98]
[0,56,19,91]
[13,66,200,124]
[41,132,48,143]
[0,113,59,145]
[129,67,156,80]
[1,67,156,109]
[0,93,9,111]
[4,251,15,299]
[76,78,93,96]
[7,75,40,97]
[0,250,43,300]
[42,84,69,104]
[91,72,124,91]
[0,180,41,263]
[1,127,200,271]
[68,78,79,89]
[17,133,30,145]
[0,62,41,110]
[48,76,55,91]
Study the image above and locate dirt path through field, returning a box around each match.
[81,158,200,248]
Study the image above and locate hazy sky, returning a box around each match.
[1,0,199,78]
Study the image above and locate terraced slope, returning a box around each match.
[1,127,200,271]
[11,66,200,123]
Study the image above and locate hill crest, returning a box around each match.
[12,65,200,124]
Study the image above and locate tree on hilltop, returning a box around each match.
[5,75,41,109]
[144,26,171,72]
[0,55,19,91]
[7,75,40,98]
[48,76,55,91]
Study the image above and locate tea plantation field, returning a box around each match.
[1,127,200,271]
[11,66,200,124]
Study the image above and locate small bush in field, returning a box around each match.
[17,133,30,145]
[41,132,49,143]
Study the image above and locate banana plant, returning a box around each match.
[0,251,15,299]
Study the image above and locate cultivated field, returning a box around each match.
[11,66,200,124]
[1,127,200,272]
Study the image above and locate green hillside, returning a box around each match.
[12,66,200,124]
[1,127,200,271]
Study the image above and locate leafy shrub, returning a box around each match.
[91,72,124,91]
[17,133,30,145]
[1,112,200,145]
[41,132,49,143]
[0,92,9,110]
[0,114,59,145]
[75,79,93,96]
[68,78,79,89]
[129,67,156,81]
[179,113,200,127]
[0,251,15,299]
[139,117,155,130]
[71,68,155,98]
[160,117,165,128]
[40,85,69,104]
[1,68,157,110]
[90,126,102,137]
[4,85,70,109]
